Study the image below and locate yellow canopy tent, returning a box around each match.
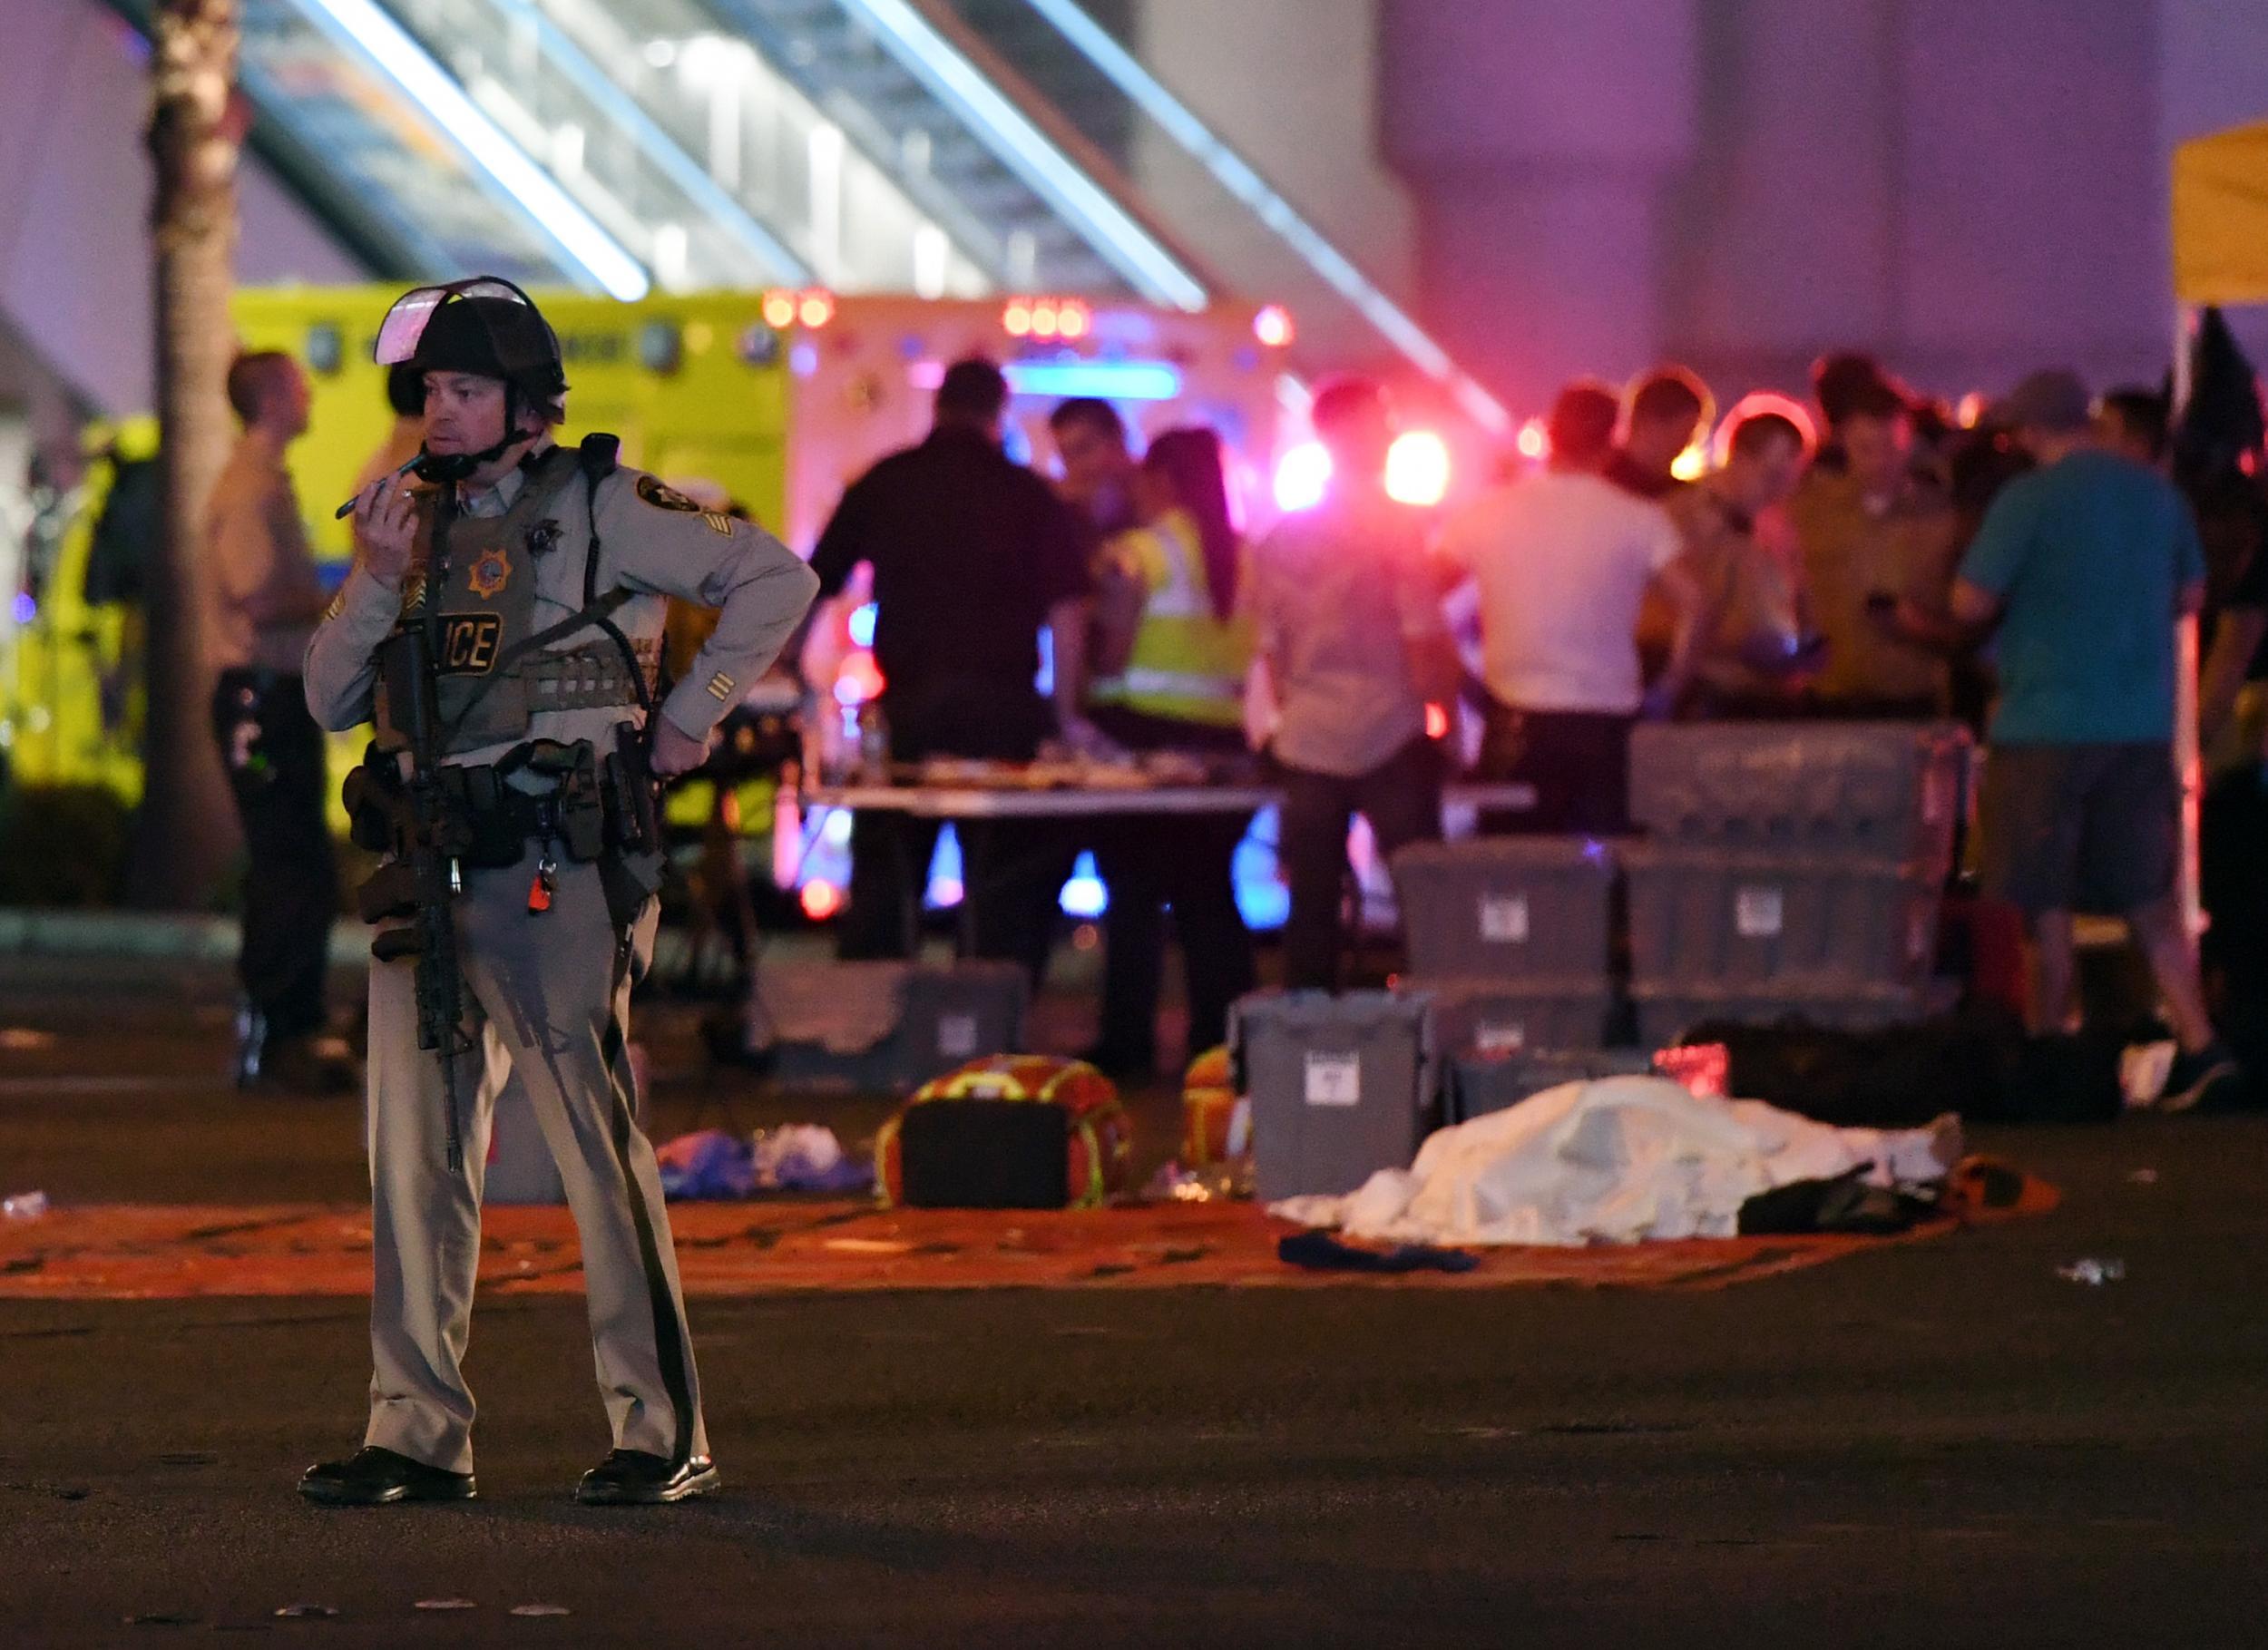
[2167,120,2268,930]
[2174,120,2268,308]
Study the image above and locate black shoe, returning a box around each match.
[574,1450,719,1506]
[298,1446,476,1506]
[2159,1041,2244,1114]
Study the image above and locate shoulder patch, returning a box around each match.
[636,474,702,513]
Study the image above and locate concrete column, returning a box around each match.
[1379,0,1700,411]
[0,0,361,415]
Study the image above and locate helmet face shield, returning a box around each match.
[373,278,552,374]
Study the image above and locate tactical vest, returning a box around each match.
[375,444,656,756]
[1087,510,1250,728]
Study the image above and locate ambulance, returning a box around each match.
[0,288,1313,907]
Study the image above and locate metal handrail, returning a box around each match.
[841,0,1211,308]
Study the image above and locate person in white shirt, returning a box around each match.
[1247,377,1461,987]
[1439,381,1704,834]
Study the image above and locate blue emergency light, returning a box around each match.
[1002,360,1183,402]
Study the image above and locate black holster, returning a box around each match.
[601,721,661,856]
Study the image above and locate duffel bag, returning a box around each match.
[875,1055,1133,1209]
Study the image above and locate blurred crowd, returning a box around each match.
[814,324,2268,1090]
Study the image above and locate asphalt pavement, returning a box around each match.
[2,951,2265,1647]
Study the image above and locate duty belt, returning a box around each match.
[345,730,663,925]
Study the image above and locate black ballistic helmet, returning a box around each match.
[375,277,568,419]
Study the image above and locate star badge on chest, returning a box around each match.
[467,546,513,600]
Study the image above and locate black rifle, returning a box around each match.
[368,487,473,1170]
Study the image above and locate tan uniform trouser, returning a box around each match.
[361,843,705,1474]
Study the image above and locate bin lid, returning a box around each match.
[1230,988,1434,1032]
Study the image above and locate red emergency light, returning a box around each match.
[1253,305,1295,348]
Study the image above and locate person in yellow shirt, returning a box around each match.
[1080,425,1256,1077]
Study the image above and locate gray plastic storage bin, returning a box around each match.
[756,960,1029,1093]
[1631,981,1941,1050]
[1623,843,1942,989]
[1446,1049,1657,1123]
[1416,977,1613,1055]
[1233,990,1435,1202]
[1630,721,1970,873]
[1392,837,1617,981]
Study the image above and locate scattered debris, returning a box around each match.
[273,1604,337,1619]
[2058,1257,2126,1285]
[2,1191,49,1222]
[123,1613,201,1627]
[508,1604,572,1618]
[1139,1160,1250,1205]
[1277,1230,1478,1274]
[2127,1169,2160,1186]
[821,1236,911,1255]
[656,1130,754,1200]
[0,1028,55,1052]
[658,1125,874,1199]
[752,1124,871,1194]
[415,1599,478,1613]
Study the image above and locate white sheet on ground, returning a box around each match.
[1269,1076,1960,1247]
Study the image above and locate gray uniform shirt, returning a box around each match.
[206,436,330,674]
[304,442,818,766]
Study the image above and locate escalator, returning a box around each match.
[96,0,1497,421]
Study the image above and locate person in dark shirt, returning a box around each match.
[809,358,1096,971]
[1603,366,1709,501]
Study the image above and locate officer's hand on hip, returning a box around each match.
[649,716,713,778]
[352,478,419,589]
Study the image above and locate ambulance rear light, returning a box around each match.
[762,288,836,330]
[1003,297,1091,339]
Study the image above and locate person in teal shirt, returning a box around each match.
[1953,368,2234,1109]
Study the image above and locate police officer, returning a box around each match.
[297,278,816,1507]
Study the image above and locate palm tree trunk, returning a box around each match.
[131,0,242,909]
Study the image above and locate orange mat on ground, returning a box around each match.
[0,1199,1984,1299]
